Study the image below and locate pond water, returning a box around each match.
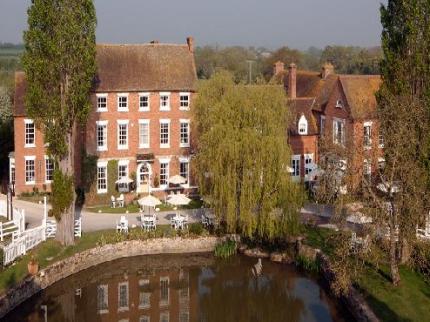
[4,254,352,322]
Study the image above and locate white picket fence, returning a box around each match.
[1,197,83,266]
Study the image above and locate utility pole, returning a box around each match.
[246,60,255,84]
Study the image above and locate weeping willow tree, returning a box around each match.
[194,71,304,240]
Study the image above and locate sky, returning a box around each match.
[0,0,385,49]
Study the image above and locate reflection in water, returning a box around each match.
[4,254,351,322]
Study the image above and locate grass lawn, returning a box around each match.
[303,225,430,322]
[357,266,430,322]
[0,223,208,293]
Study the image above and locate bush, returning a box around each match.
[189,223,204,236]
[411,241,430,282]
[214,240,236,259]
[296,255,320,273]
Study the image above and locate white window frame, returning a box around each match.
[363,159,371,180]
[138,119,150,149]
[97,284,109,314]
[304,153,314,176]
[291,155,300,181]
[24,119,36,148]
[139,92,150,111]
[25,156,36,185]
[44,156,54,183]
[159,119,170,148]
[96,93,108,112]
[180,119,190,147]
[179,157,190,187]
[97,161,108,194]
[379,133,384,148]
[117,93,129,112]
[117,120,129,150]
[363,121,372,149]
[96,120,108,152]
[160,277,170,307]
[118,160,129,180]
[378,157,386,171]
[159,92,171,111]
[118,281,129,312]
[159,158,170,188]
[333,118,346,146]
[179,92,190,111]
[298,115,308,135]
[139,279,151,310]
[336,99,343,108]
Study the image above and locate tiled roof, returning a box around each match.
[288,98,319,135]
[339,75,381,119]
[95,43,197,92]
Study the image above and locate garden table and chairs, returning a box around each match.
[116,194,125,208]
[171,213,188,230]
[116,215,129,234]
[141,213,157,231]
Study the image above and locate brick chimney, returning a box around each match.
[288,63,297,99]
[321,62,334,79]
[273,61,285,76]
[187,36,194,53]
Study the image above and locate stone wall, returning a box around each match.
[0,236,222,318]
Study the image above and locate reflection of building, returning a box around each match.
[10,38,197,202]
[75,267,196,322]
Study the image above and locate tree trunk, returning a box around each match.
[56,127,76,246]
[400,238,411,265]
[389,207,400,285]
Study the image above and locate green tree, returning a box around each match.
[22,0,97,245]
[194,71,303,241]
[261,46,304,79]
[0,86,13,183]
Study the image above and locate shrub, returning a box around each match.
[214,240,236,259]
[411,241,430,282]
[296,255,320,273]
[189,223,204,236]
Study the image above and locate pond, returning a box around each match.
[4,254,352,322]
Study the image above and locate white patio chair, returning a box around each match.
[110,195,116,208]
[117,194,125,208]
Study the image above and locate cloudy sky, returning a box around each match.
[0,0,385,49]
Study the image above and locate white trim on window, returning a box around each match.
[159,119,171,149]
[291,155,301,182]
[117,93,129,112]
[24,119,36,148]
[179,119,190,148]
[298,115,308,135]
[118,281,129,312]
[97,284,109,314]
[138,119,150,149]
[159,92,171,111]
[159,158,170,189]
[24,156,36,185]
[96,93,108,112]
[97,161,108,194]
[117,120,129,150]
[179,92,190,111]
[139,92,150,112]
[96,120,108,152]
[44,155,54,183]
[363,121,372,149]
[320,115,326,135]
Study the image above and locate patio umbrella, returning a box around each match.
[138,195,162,208]
[169,175,187,185]
[115,177,134,184]
[346,212,373,224]
[167,193,191,206]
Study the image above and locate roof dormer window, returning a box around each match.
[298,114,308,135]
[336,99,343,108]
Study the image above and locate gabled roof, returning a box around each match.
[95,43,197,92]
[288,98,318,135]
[339,75,381,119]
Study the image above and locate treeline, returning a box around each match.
[195,45,382,83]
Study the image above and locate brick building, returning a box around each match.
[273,61,382,186]
[10,38,198,202]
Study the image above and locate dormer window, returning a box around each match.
[336,99,343,108]
[298,115,308,135]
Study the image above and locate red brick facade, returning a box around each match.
[10,39,198,203]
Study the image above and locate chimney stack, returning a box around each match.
[321,62,334,79]
[187,36,194,53]
[288,63,297,99]
[273,61,285,76]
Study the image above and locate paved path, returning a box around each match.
[0,195,335,233]
[0,194,205,232]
